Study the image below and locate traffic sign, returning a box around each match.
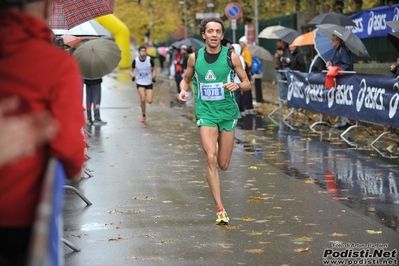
[224,3,242,20]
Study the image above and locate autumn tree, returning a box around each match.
[114,0,386,44]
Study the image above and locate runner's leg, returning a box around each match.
[145,88,153,105]
[217,130,235,171]
[199,126,223,210]
[138,87,146,116]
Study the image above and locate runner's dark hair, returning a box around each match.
[198,18,225,35]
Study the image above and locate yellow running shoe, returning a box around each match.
[216,209,229,225]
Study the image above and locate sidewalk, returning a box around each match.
[63,69,399,266]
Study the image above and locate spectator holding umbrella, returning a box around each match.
[0,0,86,264]
[325,34,353,129]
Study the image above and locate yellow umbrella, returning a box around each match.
[146,47,157,57]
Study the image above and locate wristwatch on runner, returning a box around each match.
[236,83,241,91]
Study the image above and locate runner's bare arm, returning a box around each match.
[178,54,195,103]
[223,52,251,92]
[152,64,156,80]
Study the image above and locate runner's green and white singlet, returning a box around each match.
[193,46,239,121]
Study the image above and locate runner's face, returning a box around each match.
[202,22,224,49]
[139,49,147,58]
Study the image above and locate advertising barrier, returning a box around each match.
[286,71,399,128]
[349,4,399,39]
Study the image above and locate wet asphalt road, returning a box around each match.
[63,69,399,266]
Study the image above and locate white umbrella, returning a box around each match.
[258,25,286,39]
[52,20,112,37]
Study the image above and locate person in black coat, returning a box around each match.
[288,45,306,72]
[84,78,106,125]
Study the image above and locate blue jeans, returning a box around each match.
[275,69,287,101]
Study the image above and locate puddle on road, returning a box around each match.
[235,112,399,233]
[160,80,399,233]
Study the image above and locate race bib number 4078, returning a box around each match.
[200,82,225,101]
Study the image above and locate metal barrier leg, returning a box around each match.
[310,113,332,132]
[370,131,399,159]
[64,185,93,206]
[83,169,93,178]
[281,108,299,130]
[340,120,372,147]
[62,238,81,252]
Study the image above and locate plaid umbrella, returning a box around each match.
[49,0,115,30]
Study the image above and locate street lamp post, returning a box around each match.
[179,0,188,40]
[206,2,214,12]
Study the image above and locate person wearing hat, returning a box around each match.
[0,0,86,264]
[239,36,255,114]
[325,34,353,129]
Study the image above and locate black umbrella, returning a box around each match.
[171,38,205,50]
[308,12,356,26]
[273,28,299,44]
[316,24,370,57]
[387,32,399,53]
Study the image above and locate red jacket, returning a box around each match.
[0,10,86,227]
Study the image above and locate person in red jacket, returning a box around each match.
[0,0,86,264]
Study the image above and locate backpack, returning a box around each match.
[251,56,262,74]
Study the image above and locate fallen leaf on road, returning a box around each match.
[108,237,124,241]
[295,247,310,253]
[248,231,263,236]
[245,248,264,253]
[242,215,254,221]
[223,225,240,229]
[294,236,313,242]
[280,198,296,201]
[366,230,382,234]
[250,196,263,201]
[108,209,123,214]
[304,178,315,184]
[158,239,174,244]
[329,233,348,237]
